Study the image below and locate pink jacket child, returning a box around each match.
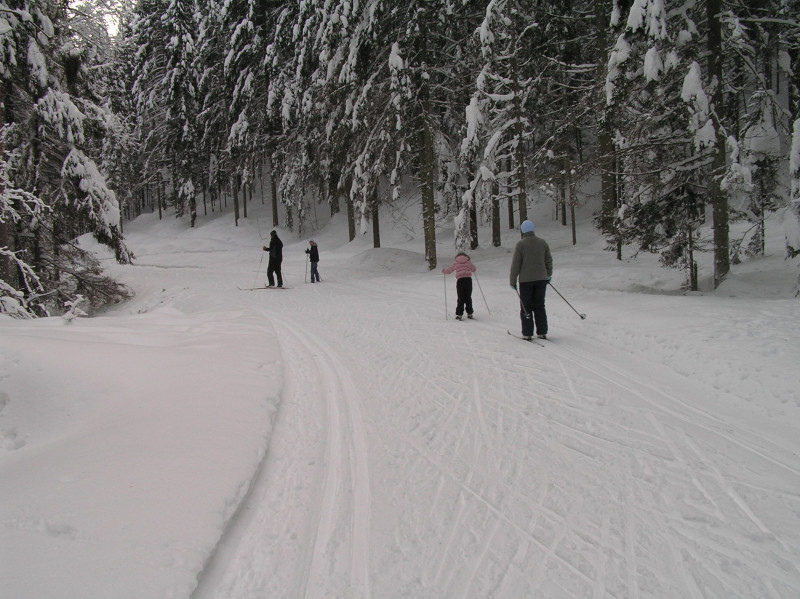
[442,252,476,320]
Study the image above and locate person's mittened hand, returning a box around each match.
[441,268,446,274]
[263,246,267,251]
[510,284,517,290]
[548,276,552,282]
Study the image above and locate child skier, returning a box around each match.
[305,239,321,283]
[442,252,476,320]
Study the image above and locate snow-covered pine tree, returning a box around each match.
[1,0,130,316]
[104,6,142,225]
[160,0,201,225]
[0,129,50,316]
[604,0,725,290]
[217,0,281,227]
[337,1,479,265]
[264,0,335,235]
[595,0,621,252]
[127,0,172,213]
[460,0,535,251]
[192,0,229,218]
[716,3,798,263]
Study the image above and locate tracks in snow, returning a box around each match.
[191,312,372,599]
[277,317,373,599]
[194,275,799,598]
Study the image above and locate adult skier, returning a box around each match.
[263,230,284,288]
[509,220,552,340]
[305,240,321,283]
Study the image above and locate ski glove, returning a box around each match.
[547,276,552,282]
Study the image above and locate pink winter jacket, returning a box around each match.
[442,253,476,279]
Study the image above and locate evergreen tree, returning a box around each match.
[1,0,130,316]
[604,0,732,289]
[159,0,201,223]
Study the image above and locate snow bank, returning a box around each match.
[0,308,281,598]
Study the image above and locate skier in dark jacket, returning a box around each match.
[305,240,321,283]
[263,230,284,287]
[510,220,552,339]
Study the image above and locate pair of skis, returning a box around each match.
[507,330,547,347]
[238,286,291,290]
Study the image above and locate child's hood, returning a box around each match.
[455,252,471,263]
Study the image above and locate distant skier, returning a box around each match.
[509,220,552,340]
[305,239,321,283]
[442,252,476,320]
[263,230,284,288]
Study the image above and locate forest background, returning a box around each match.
[1,0,800,317]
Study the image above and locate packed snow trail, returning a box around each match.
[189,241,800,599]
[191,312,372,599]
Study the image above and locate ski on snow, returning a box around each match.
[238,286,291,290]
[507,330,544,346]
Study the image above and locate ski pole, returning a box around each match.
[253,252,265,289]
[512,286,531,318]
[443,273,448,320]
[474,272,490,314]
[549,282,586,319]
[305,253,309,283]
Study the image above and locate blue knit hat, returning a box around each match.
[521,220,534,233]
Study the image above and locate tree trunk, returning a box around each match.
[507,35,528,223]
[595,0,618,238]
[259,156,265,204]
[329,170,340,216]
[232,175,240,226]
[570,177,577,246]
[469,195,478,250]
[268,155,279,227]
[0,82,9,284]
[371,191,380,248]
[242,173,247,219]
[346,195,356,241]
[156,181,162,220]
[707,0,730,287]
[416,20,437,270]
[492,181,501,247]
[419,119,437,269]
[502,157,514,230]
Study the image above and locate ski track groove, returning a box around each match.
[623,462,641,599]
[375,421,602,590]
[272,317,373,599]
[680,431,789,552]
[646,413,727,522]
[550,340,800,478]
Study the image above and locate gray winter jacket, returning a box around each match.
[510,232,552,285]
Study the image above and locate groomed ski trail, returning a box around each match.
[192,248,799,599]
[279,316,373,599]
[191,312,372,599]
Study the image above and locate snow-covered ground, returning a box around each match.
[2,198,799,598]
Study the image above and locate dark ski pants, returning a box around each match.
[267,258,283,287]
[519,280,548,337]
[455,277,474,317]
[310,261,320,282]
